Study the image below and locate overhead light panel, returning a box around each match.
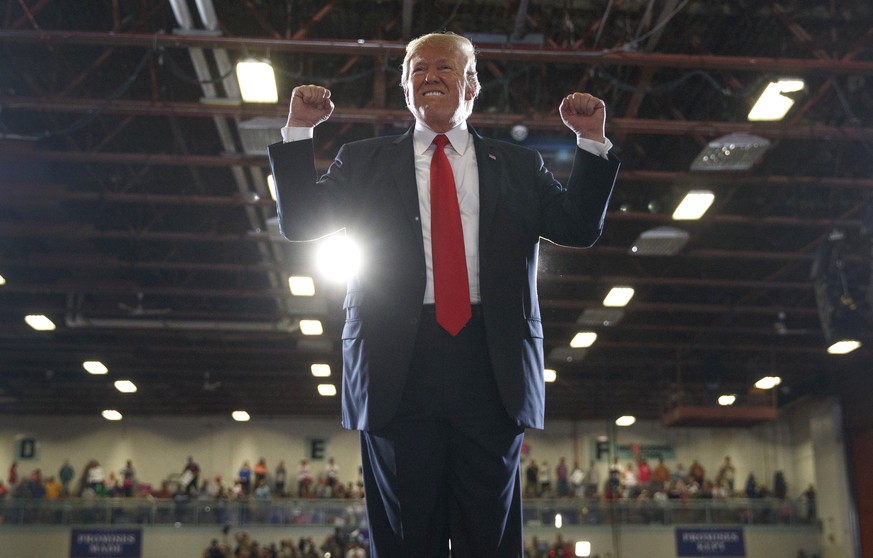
[717,394,736,406]
[827,339,861,355]
[672,190,715,220]
[748,78,805,121]
[25,314,55,331]
[570,331,597,348]
[603,287,634,307]
[317,384,337,397]
[690,133,770,172]
[544,368,557,383]
[629,226,690,256]
[232,410,251,422]
[289,276,316,296]
[299,319,323,336]
[236,59,278,103]
[575,541,592,557]
[311,363,331,377]
[83,361,108,375]
[0,274,6,285]
[615,415,636,426]
[101,409,123,421]
[114,380,137,393]
[754,376,782,390]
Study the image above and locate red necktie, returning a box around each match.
[430,134,471,336]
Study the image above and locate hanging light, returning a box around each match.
[236,58,279,103]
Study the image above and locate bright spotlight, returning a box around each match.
[316,235,361,282]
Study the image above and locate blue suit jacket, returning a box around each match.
[268,126,619,431]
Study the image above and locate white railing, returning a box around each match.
[0,496,814,527]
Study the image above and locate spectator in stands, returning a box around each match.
[254,457,268,486]
[637,458,652,490]
[688,459,705,486]
[82,459,105,495]
[716,455,736,492]
[584,459,600,498]
[203,538,227,558]
[556,457,570,497]
[58,459,74,496]
[274,460,287,496]
[622,462,639,497]
[672,462,687,484]
[653,457,670,489]
[238,460,253,495]
[297,459,312,497]
[0,480,7,499]
[569,461,585,496]
[43,475,63,499]
[774,470,788,500]
[744,472,758,498]
[182,456,200,496]
[120,459,136,497]
[325,457,340,490]
[538,460,552,497]
[524,459,538,497]
[7,461,18,489]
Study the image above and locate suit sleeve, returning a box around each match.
[267,139,352,241]
[538,148,620,247]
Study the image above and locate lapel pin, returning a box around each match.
[488,154,497,160]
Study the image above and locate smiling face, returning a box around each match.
[403,44,475,133]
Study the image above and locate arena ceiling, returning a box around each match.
[1,0,871,428]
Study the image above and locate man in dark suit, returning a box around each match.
[269,32,619,558]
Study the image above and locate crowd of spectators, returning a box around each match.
[1,455,363,503]
[522,454,811,508]
[201,529,368,558]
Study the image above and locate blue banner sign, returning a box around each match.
[675,527,745,557]
[70,529,142,558]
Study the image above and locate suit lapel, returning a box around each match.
[471,127,501,241]
[391,128,424,247]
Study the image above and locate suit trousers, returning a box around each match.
[360,305,525,558]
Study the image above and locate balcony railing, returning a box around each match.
[0,496,815,528]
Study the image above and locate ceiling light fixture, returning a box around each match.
[83,361,108,375]
[570,332,597,348]
[690,133,771,172]
[717,394,736,406]
[0,273,6,285]
[101,409,123,421]
[754,376,782,390]
[629,226,690,256]
[232,410,251,422]
[827,339,861,355]
[748,78,805,121]
[311,363,331,377]
[672,190,715,220]
[299,319,324,336]
[114,380,137,393]
[235,58,279,103]
[25,314,55,331]
[575,541,592,557]
[544,368,557,383]
[615,415,636,426]
[603,287,635,307]
[317,384,337,397]
[289,276,316,296]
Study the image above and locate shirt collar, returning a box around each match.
[413,120,470,156]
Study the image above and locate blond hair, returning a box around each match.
[400,32,481,98]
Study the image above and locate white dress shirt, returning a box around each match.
[280,123,611,305]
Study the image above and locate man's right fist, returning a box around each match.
[286,85,334,128]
